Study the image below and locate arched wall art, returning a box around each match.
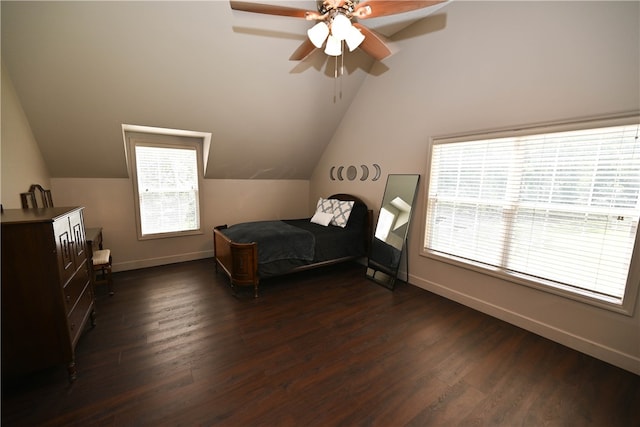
[330,164,381,181]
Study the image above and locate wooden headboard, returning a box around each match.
[328,193,373,254]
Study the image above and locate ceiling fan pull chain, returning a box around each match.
[339,42,344,100]
[333,55,338,103]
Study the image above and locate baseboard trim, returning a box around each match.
[112,250,214,273]
[409,274,640,376]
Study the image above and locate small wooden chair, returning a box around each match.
[92,249,114,296]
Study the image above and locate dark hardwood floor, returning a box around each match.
[2,259,639,426]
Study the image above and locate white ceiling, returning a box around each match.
[1,1,449,179]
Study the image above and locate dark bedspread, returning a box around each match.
[254,218,365,277]
[282,219,365,262]
[219,200,368,278]
[220,220,315,264]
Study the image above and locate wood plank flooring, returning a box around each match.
[2,259,639,426]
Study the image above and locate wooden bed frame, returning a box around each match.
[213,194,373,297]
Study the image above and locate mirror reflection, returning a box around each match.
[367,174,420,289]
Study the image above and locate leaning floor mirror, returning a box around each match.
[366,174,420,289]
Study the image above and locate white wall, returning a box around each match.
[51,178,310,272]
[1,61,51,207]
[2,58,311,271]
[310,1,640,374]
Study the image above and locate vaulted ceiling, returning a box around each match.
[2,1,448,179]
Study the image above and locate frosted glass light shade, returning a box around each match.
[345,26,365,51]
[324,35,342,56]
[330,13,351,41]
[307,22,329,48]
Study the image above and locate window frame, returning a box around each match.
[128,135,205,241]
[421,114,640,316]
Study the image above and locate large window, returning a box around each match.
[423,117,640,313]
[128,135,204,240]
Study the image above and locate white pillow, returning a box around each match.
[330,199,354,228]
[316,197,335,214]
[310,211,334,226]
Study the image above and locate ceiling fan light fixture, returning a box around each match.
[330,13,351,41]
[324,34,342,56]
[307,22,329,48]
[345,26,365,51]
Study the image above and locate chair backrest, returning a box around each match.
[20,184,54,209]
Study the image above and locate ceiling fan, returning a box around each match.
[230,0,447,61]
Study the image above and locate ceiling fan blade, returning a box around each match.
[354,0,447,19]
[230,1,316,19]
[352,23,393,61]
[290,39,317,61]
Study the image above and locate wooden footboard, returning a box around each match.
[213,225,259,297]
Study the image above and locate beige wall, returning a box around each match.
[51,178,310,272]
[1,61,51,207]
[310,2,640,374]
[2,61,311,272]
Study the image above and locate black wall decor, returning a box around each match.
[330,163,381,181]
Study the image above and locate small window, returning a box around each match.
[127,133,204,240]
[423,117,640,314]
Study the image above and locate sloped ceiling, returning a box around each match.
[1,1,448,179]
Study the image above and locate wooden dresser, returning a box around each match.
[1,207,95,382]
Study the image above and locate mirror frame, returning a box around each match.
[366,174,420,290]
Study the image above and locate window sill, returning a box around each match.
[138,229,204,241]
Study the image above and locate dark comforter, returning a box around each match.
[281,219,365,262]
[219,201,369,278]
[220,218,367,278]
[220,220,315,263]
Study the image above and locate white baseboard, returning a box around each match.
[409,274,640,376]
[112,250,214,273]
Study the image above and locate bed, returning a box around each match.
[213,194,373,297]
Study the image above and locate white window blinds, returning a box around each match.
[424,123,640,303]
[135,145,200,236]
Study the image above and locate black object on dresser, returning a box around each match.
[1,207,96,382]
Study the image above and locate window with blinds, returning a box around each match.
[423,119,640,310]
[130,141,202,239]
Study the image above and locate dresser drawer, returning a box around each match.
[67,283,93,345]
[69,209,87,267]
[1,207,93,382]
[63,263,89,313]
